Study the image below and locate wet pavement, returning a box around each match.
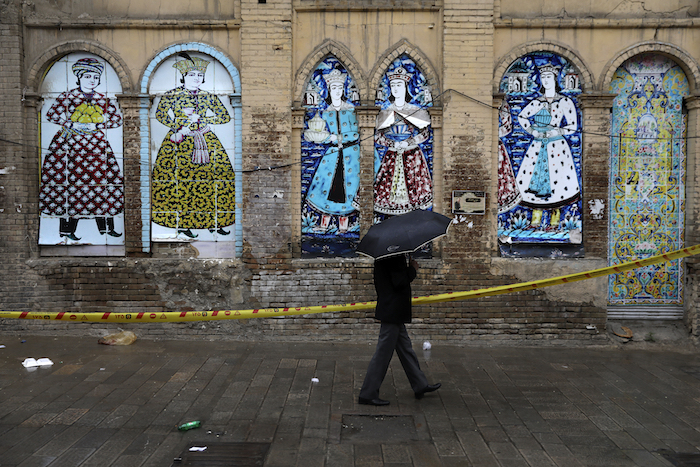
[1,334,699,466]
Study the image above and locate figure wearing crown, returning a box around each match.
[515,62,580,229]
[304,67,360,233]
[39,57,124,242]
[151,53,236,238]
[374,66,433,216]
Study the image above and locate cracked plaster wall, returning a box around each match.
[490,258,608,309]
[27,0,234,20]
[500,0,699,19]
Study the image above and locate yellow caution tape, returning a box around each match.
[1,244,698,324]
[412,243,700,305]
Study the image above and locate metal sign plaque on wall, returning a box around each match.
[452,190,485,215]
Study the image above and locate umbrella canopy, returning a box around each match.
[357,210,452,260]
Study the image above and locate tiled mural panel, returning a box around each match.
[38,53,125,246]
[301,54,436,258]
[608,53,688,305]
[373,55,434,257]
[373,55,434,222]
[498,52,583,258]
[148,52,237,244]
[301,56,361,257]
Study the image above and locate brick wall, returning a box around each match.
[579,95,614,258]
[1,256,606,344]
[0,0,697,344]
[441,0,495,261]
[688,265,699,341]
[240,0,294,264]
[685,97,700,339]
[0,1,44,314]
[120,97,146,256]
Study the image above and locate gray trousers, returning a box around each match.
[359,322,429,400]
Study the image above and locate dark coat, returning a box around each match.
[373,255,417,324]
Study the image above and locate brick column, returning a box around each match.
[684,94,700,338]
[240,0,293,266]
[116,93,146,256]
[356,106,379,239]
[442,0,495,261]
[684,94,700,252]
[1,2,43,311]
[2,2,33,260]
[290,108,304,257]
[579,93,615,259]
[20,93,42,256]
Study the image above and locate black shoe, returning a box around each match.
[208,228,230,235]
[358,397,390,406]
[178,229,198,238]
[100,229,122,237]
[415,383,441,399]
[60,233,81,241]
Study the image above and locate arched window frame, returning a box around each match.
[139,43,242,256]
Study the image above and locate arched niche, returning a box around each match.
[139,42,242,257]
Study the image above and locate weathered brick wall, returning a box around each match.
[685,98,700,338]
[688,265,699,341]
[0,1,45,314]
[1,258,606,344]
[441,0,495,261]
[119,97,146,256]
[0,1,20,246]
[0,0,697,344]
[579,95,614,258]
[240,0,293,264]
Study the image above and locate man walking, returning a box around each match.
[359,254,441,406]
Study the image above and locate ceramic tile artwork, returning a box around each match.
[608,54,688,305]
[149,52,236,243]
[301,56,361,257]
[374,55,434,219]
[373,55,434,257]
[497,52,583,258]
[38,53,125,246]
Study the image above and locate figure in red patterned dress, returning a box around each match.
[374,67,433,216]
[39,58,124,241]
[497,101,521,213]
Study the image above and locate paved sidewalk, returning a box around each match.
[1,334,699,466]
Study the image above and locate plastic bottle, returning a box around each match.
[177,421,201,431]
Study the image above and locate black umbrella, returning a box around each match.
[357,209,452,260]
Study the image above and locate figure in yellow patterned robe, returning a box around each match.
[152,55,235,237]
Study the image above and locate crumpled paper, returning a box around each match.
[98,330,137,346]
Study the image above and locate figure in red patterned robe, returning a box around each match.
[497,101,521,213]
[39,58,124,241]
[374,67,433,216]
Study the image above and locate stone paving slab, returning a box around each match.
[0,335,698,466]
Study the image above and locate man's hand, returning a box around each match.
[409,258,420,270]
